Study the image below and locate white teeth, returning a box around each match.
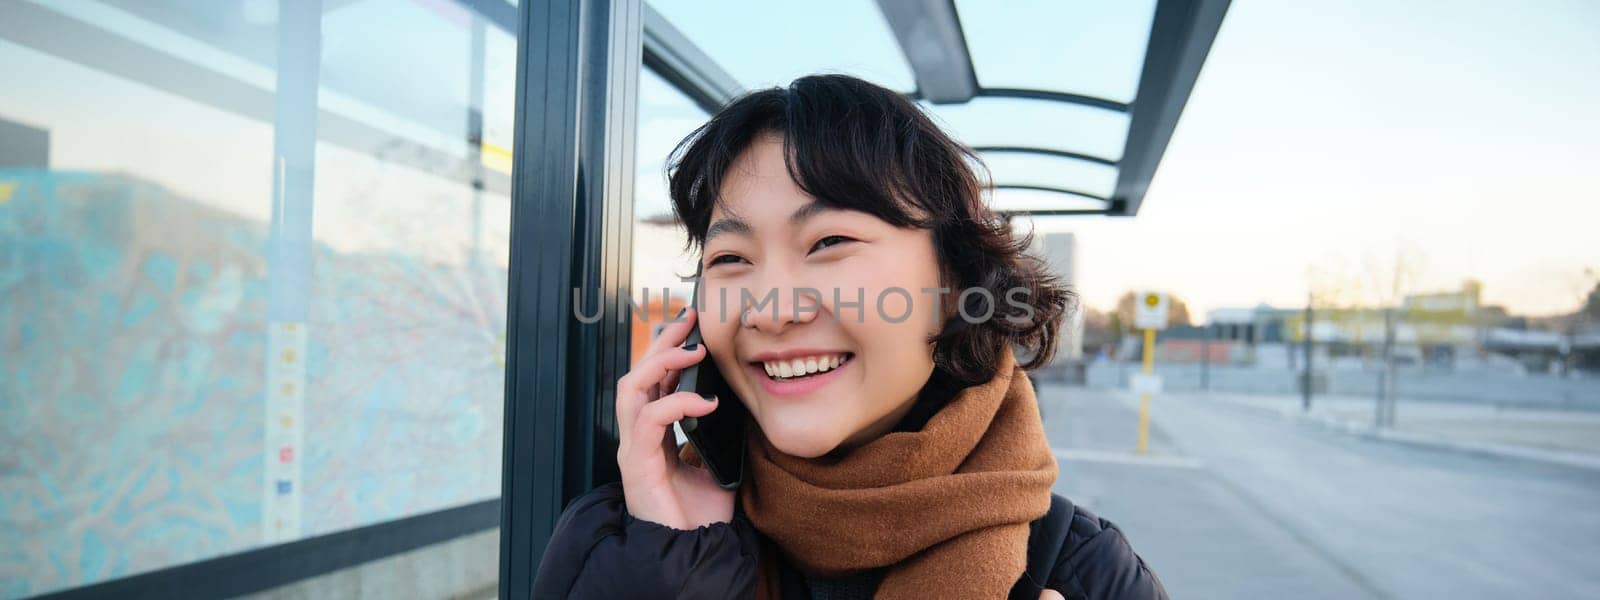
[761,354,849,379]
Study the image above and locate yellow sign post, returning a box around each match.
[1132,292,1167,455]
[1139,327,1154,454]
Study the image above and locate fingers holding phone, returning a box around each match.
[616,309,699,425]
[614,307,737,531]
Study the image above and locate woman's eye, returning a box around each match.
[810,235,855,252]
[707,254,745,266]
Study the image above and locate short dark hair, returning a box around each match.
[666,74,1074,387]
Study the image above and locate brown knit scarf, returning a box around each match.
[680,348,1058,599]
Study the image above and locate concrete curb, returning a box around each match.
[1200,394,1600,474]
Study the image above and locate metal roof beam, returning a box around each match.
[1111,0,1230,216]
[876,0,979,104]
[978,88,1130,113]
[997,209,1112,218]
[973,145,1118,167]
[642,4,742,114]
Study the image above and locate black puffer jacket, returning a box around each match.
[531,480,1167,599]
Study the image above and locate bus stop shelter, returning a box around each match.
[0,1,1225,597]
[499,1,1226,595]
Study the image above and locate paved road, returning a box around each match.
[1038,384,1600,599]
[1082,362,1600,411]
[1221,392,1600,455]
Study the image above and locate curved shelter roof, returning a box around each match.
[643,0,1230,217]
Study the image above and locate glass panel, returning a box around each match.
[631,68,707,365]
[978,152,1118,200]
[648,0,915,92]
[0,0,511,595]
[925,98,1130,163]
[956,0,1156,104]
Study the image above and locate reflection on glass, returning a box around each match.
[648,0,914,92]
[956,0,1156,103]
[0,0,511,596]
[925,98,1131,163]
[631,68,707,365]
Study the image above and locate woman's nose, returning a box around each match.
[740,284,824,334]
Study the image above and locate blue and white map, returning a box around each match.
[0,171,507,598]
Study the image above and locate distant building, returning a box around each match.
[1202,280,1568,369]
[1027,232,1082,363]
[1036,232,1076,288]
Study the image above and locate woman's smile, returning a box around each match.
[745,350,857,398]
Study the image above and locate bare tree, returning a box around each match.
[1306,257,1369,359]
[1307,257,1367,311]
[1363,241,1426,427]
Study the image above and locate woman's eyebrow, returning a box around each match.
[706,201,838,244]
[704,217,751,243]
[788,200,836,226]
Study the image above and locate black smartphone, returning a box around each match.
[673,275,748,490]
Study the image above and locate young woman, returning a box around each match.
[533,74,1166,600]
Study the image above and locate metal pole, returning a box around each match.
[1380,306,1397,427]
[1138,327,1155,454]
[1302,295,1313,411]
[499,0,642,595]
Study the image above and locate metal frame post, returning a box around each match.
[498,0,641,597]
[1303,296,1314,411]
[568,0,641,498]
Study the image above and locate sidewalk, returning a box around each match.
[1198,392,1600,472]
[1038,385,1388,599]
[1043,384,1600,598]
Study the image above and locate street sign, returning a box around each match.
[1134,292,1169,331]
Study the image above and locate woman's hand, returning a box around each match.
[615,307,737,530]
[1039,589,1065,600]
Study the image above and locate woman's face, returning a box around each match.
[698,135,946,459]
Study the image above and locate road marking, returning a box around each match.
[1052,448,1205,469]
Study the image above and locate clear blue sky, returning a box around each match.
[1024,0,1600,318]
